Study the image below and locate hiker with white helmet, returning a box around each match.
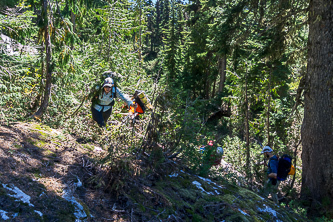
[91,75,135,128]
[261,146,280,204]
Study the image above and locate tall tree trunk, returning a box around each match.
[31,42,44,112]
[218,55,226,93]
[245,63,251,183]
[301,0,333,214]
[266,68,272,145]
[205,69,210,99]
[139,0,142,65]
[212,78,216,98]
[33,0,52,118]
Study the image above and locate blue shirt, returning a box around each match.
[267,155,278,175]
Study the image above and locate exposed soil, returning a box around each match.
[0,121,125,221]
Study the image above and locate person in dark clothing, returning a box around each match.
[261,146,280,204]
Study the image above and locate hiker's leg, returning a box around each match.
[262,179,271,197]
[91,106,105,127]
[270,181,280,204]
[102,107,112,126]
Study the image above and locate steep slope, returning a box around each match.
[0,122,309,221]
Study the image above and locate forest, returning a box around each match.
[0,0,332,221]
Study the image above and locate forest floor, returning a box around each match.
[0,121,310,221]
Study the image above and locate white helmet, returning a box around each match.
[103,77,114,88]
[261,146,273,154]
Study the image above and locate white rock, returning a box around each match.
[0,210,10,220]
[2,184,34,207]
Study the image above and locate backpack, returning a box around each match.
[133,90,153,114]
[277,154,295,181]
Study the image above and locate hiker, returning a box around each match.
[261,146,280,204]
[91,77,135,128]
[202,141,223,166]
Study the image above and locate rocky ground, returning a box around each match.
[0,121,310,221]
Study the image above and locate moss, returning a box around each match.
[27,138,37,145]
[55,134,66,141]
[225,213,250,222]
[178,188,196,201]
[55,209,76,221]
[192,213,203,222]
[138,203,146,212]
[251,215,262,222]
[180,178,192,187]
[200,182,215,193]
[221,194,236,204]
[0,184,6,196]
[41,125,52,132]
[37,130,48,138]
[53,141,62,146]
[239,198,257,210]
[260,211,273,220]
[238,188,266,206]
[45,149,56,157]
[32,123,43,131]
[206,212,215,221]
[27,168,42,177]
[224,183,240,192]
[222,188,235,195]
[77,199,91,217]
[202,194,224,203]
[186,208,194,214]
[82,144,94,151]
[248,209,256,216]
[13,143,22,149]
[27,137,48,148]
[127,190,146,204]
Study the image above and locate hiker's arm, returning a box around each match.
[268,158,278,179]
[260,161,267,166]
[268,173,277,179]
[116,88,133,107]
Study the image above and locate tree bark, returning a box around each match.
[245,62,251,183]
[266,68,271,145]
[212,78,216,98]
[33,0,52,119]
[218,55,226,93]
[205,69,210,99]
[139,0,142,65]
[301,0,333,214]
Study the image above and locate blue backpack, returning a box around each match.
[277,154,294,181]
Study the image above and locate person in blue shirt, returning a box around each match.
[261,146,280,204]
[91,77,135,128]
